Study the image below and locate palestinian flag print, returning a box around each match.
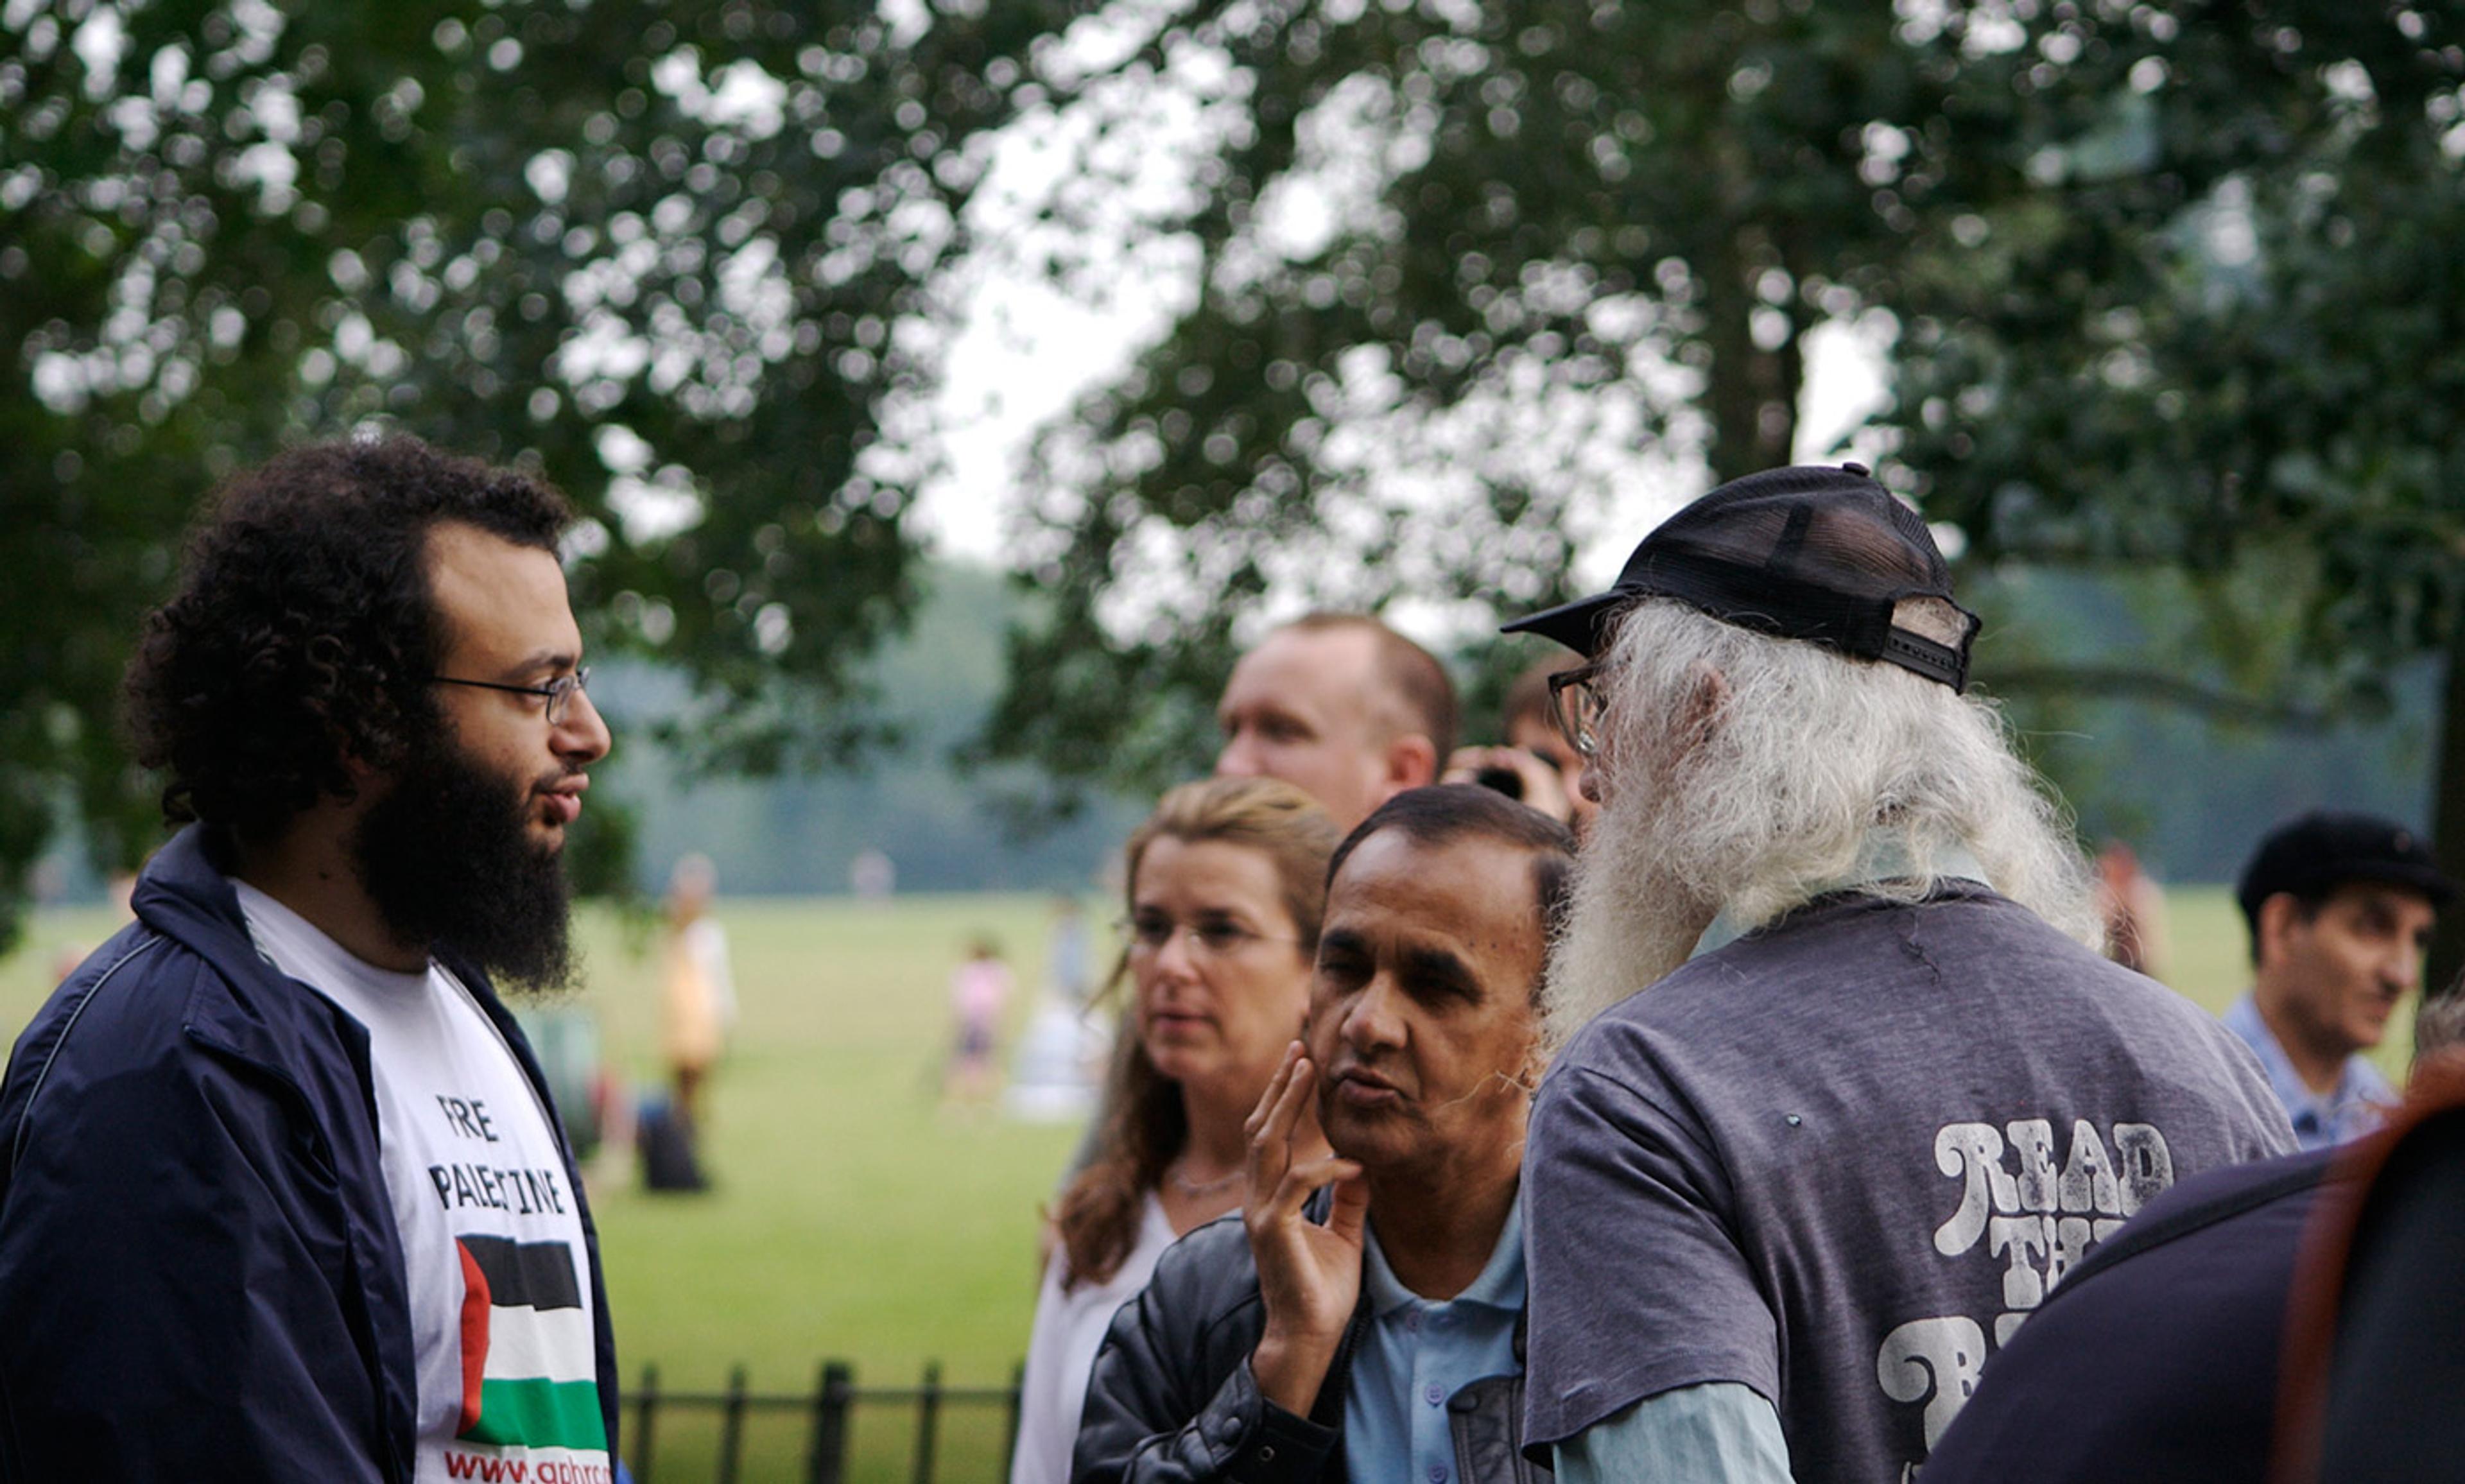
[453,1236,607,1453]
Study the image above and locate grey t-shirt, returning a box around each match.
[1523,884,2295,1484]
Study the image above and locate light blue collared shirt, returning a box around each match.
[1343,1188,1525,1484]
[2222,992,2394,1151]
[1555,1385,1794,1484]
[1691,837,1993,958]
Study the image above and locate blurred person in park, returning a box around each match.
[851,845,896,898]
[1007,899,1111,1123]
[1921,975,2465,1484]
[1073,785,1571,1484]
[1049,893,1094,1006]
[1502,463,2292,1484]
[659,850,736,1128]
[2093,838,2168,978]
[0,439,621,1480]
[1443,654,1598,834]
[945,935,1016,1109]
[2224,810,2451,1151]
[105,867,138,920]
[1215,612,1457,831]
[43,868,144,990]
[1009,777,1343,1484]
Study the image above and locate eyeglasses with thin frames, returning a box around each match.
[1122,911,1299,963]
[1546,661,1606,759]
[428,666,592,725]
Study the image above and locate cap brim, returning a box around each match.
[1500,591,1627,657]
[2366,862,2459,908]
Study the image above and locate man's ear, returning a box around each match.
[328,754,386,815]
[1385,732,1440,791]
[1656,662,1729,770]
[325,714,385,791]
[2256,892,2307,970]
[1515,1028,1549,1093]
[1686,662,1729,736]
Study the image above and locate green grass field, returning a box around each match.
[0,884,2406,1480]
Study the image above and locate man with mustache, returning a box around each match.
[1074,785,1568,1484]
[1502,464,2292,1484]
[0,439,620,1482]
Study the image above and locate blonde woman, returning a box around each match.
[1010,778,1342,1484]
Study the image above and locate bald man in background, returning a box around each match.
[1215,614,1457,829]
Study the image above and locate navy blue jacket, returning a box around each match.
[0,825,620,1482]
[2316,1090,2465,1480]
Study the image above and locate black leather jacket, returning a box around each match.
[1070,1205,1545,1484]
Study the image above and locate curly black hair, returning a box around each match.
[125,436,575,841]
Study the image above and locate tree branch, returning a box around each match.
[1978,665,2334,732]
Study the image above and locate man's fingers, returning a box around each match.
[1247,1053,1320,1207]
[1324,1169,1371,1244]
[1243,1042,1304,1142]
[1439,745,1494,785]
[1249,1150,1364,1263]
[1286,1064,1331,1155]
[1281,1155,1363,1198]
[1253,1051,1314,1150]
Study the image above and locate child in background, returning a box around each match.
[944,936,1014,1107]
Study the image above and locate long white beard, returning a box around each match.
[1542,788,1716,1052]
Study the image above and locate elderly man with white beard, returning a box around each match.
[1500,464,2294,1484]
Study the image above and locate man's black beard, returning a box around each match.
[351,735,576,996]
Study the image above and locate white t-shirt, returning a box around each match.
[236,883,612,1484]
[1010,1193,1177,1484]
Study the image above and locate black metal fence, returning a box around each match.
[625,1361,1025,1484]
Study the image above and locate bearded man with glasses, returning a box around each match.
[1501,464,2292,1484]
[0,438,621,1481]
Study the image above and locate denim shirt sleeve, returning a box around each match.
[1550,1382,1794,1484]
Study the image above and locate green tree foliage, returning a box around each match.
[978,0,2465,845]
[0,0,1081,949]
[988,0,1993,806]
[1890,4,2465,972]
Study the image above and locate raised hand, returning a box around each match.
[1243,1041,1369,1417]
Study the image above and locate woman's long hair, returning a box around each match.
[1052,776,1341,1289]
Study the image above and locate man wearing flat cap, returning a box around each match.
[2226,810,2453,1150]
[1502,465,2294,1484]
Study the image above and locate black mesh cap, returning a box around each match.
[1501,463,1982,691]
